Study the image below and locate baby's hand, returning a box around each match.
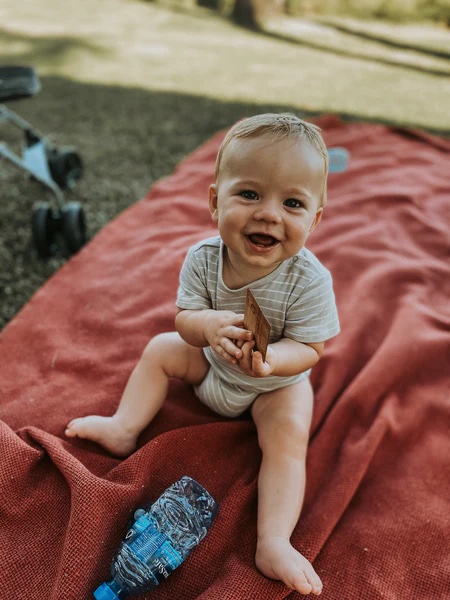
[237,341,278,377]
[203,311,253,365]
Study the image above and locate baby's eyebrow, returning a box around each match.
[284,191,312,204]
[233,179,259,187]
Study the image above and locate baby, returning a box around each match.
[66,113,340,596]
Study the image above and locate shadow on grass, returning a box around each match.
[260,27,450,78]
[0,75,448,328]
[311,18,450,61]
[0,27,109,67]
[2,17,449,88]
[160,5,450,77]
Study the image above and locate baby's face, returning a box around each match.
[210,134,325,281]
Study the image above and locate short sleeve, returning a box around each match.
[176,246,212,310]
[284,271,340,343]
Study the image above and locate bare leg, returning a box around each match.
[65,332,208,456]
[251,379,322,596]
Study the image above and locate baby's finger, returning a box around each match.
[251,351,267,376]
[239,340,255,369]
[231,313,245,326]
[220,338,244,361]
[216,343,239,364]
[226,326,253,342]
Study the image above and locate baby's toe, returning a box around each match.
[295,578,313,595]
[304,566,322,595]
[65,418,83,437]
[65,421,76,436]
[289,571,312,595]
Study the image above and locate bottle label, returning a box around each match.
[128,523,183,585]
[148,541,184,584]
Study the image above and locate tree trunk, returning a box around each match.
[197,0,221,9]
[231,0,259,29]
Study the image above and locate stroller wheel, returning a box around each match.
[61,202,86,254]
[31,202,57,258]
[48,147,83,190]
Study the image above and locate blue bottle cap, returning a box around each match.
[93,582,120,600]
[328,147,350,173]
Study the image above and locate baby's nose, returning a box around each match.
[253,206,282,223]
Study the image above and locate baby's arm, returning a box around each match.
[268,338,324,375]
[239,337,324,378]
[175,309,253,365]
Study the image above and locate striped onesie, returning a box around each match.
[176,236,340,417]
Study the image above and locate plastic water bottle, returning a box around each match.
[94,476,218,599]
[328,147,350,173]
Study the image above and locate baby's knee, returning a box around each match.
[141,332,179,362]
[258,412,310,456]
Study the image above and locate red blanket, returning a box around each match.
[1,116,449,600]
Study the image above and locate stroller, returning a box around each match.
[0,66,86,258]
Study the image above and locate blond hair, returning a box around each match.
[215,113,329,206]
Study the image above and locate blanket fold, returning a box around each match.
[1,116,449,599]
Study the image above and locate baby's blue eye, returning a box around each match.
[240,190,258,200]
[284,198,302,208]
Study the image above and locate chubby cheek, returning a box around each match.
[217,208,243,233]
[214,214,231,241]
[219,221,241,247]
[287,225,309,251]
[289,218,308,234]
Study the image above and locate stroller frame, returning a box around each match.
[0,65,86,257]
[0,105,66,209]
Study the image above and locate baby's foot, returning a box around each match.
[255,536,322,596]
[65,415,138,457]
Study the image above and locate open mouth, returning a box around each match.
[247,233,279,248]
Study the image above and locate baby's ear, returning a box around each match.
[209,184,219,223]
[309,207,323,233]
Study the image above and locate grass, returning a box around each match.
[0,0,449,328]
